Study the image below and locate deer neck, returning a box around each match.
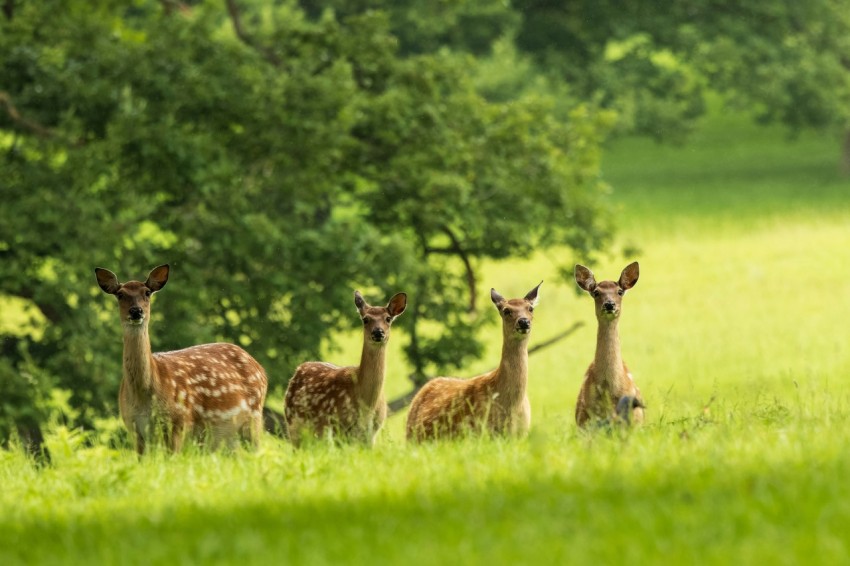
[492,334,529,406]
[354,340,387,408]
[594,318,625,386]
[123,324,156,393]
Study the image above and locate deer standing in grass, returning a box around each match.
[574,262,645,427]
[406,283,541,442]
[95,264,268,454]
[284,290,407,447]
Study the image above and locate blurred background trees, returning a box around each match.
[2,0,849,442]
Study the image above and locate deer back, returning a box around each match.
[153,342,268,425]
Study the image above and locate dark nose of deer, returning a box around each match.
[603,301,616,312]
[517,318,531,331]
[371,328,386,342]
[129,306,144,320]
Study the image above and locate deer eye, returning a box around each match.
[116,291,125,300]
[385,316,393,324]
[145,290,152,297]
[503,308,511,317]
[617,289,624,296]
[362,318,369,325]
[592,290,601,298]
[528,306,534,313]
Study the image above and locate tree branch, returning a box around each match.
[0,91,84,146]
[424,226,477,312]
[0,91,55,139]
[224,0,282,67]
[441,226,476,312]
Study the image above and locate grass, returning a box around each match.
[3,111,850,565]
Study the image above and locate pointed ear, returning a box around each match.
[619,262,640,290]
[386,292,407,317]
[490,288,505,309]
[524,281,542,307]
[575,264,596,292]
[144,264,170,293]
[95,268,121,295]
[354,290,368,312]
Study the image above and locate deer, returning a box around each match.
[284,290,407,447]
[406,282,541,442]
[574,262,645,427]
[95,264,268,454]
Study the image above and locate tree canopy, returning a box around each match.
[514,0,850,149]
[0,0,613,441]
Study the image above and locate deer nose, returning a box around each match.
[603,302,616,312]
[517,318,531,331]
[128,306,144,320]
[371,328,386,342]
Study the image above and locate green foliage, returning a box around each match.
[0,0,611,435]
[514,0,850,140]
[300,0,519,56]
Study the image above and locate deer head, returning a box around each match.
[491,282,542,340]
[575,262,639,320]
[95,264,170,328]
[354,290,407,346]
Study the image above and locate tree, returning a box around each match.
[0,0,613,441]
[514,0,850,165]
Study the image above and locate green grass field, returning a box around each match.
[2,112,850,565]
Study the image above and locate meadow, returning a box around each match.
[2,111,850,565]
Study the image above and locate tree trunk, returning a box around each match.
[842,129,850,176]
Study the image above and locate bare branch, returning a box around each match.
[224,0,282,67]
[440,226,477,312]
[527,321,583,356]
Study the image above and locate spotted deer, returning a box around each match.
[95,264,268,454]
[574,262,645,427]
[284,290,407,447]
[406,283,541,442]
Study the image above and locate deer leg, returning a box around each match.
[169,420,185,453]
[248,413,263,449]
[134,429,146,456]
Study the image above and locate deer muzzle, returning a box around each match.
[517,318,531,333]
[370,328,386,343]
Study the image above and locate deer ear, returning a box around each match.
[619,262,639,290]
[575,264,596,292]
[386,292,407,317]
[490,288,506,308]
[354,290,368,312]
[524,281,542,307]
[95,268,121,295]
[145,264,169,293]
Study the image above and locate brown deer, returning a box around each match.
[406,283,541,442]
[95,264,268,454]
[574,262,645,427]
[284,290,407,447]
